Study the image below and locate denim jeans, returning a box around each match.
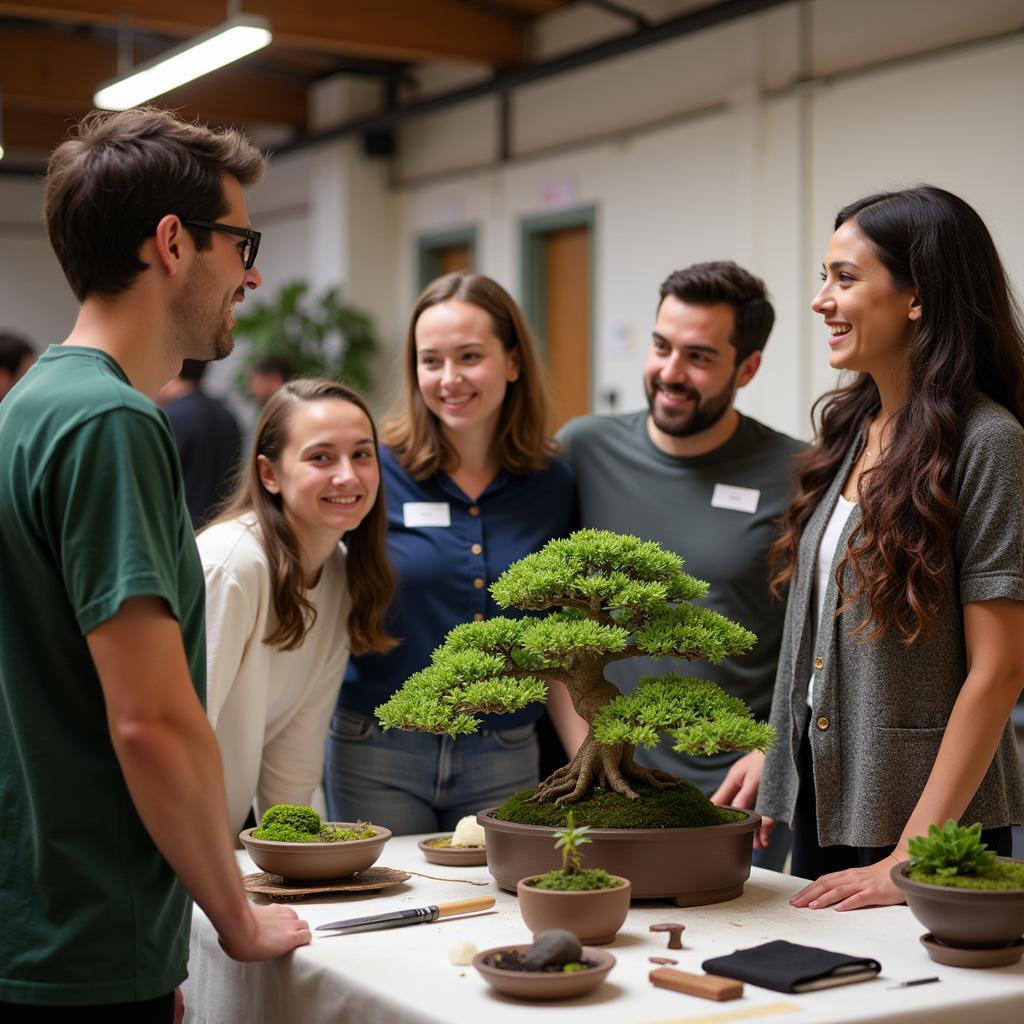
[325,708,540,835]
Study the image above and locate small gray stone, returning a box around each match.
[525,928,583,968]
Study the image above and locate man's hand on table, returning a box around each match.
[219,904,312,961]
[789,854,907,911]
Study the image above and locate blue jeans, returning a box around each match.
[325,708,540,835]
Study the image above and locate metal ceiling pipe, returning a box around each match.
[273,0,796,157]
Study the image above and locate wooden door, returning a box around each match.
[437,244,472,276]
[543,225,591,429]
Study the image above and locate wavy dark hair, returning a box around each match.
[382,272,554,478]
[205,379,396,655]
[770,185,1024,643]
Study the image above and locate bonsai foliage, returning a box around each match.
[232,280,379,393]
[907,821,998,878]
[531,812,619,891]
[377,530,775,804]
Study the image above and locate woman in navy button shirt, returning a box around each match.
[325,273,582,834]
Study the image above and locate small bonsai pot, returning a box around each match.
[891,860,1024,961]
[417,835,487,866]
[517,874,631,945]
[472,944,615,1000]
[240,823,391,882]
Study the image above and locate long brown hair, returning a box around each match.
[771,186,1024,644]
[381,272,554,478]
[205,379,395,655]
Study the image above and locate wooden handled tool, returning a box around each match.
[317,895,495,934]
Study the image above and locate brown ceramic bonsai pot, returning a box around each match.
[517,875,631,945]
[479,808,760,907]
[891,860,1024,955]
[239,824,391,882]
[472,944,615,1000]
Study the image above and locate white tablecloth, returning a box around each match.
[183,833,1024,1024]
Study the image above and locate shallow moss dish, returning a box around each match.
[417,835,487,866]
[241,823,391,881]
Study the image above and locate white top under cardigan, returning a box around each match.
[198,515,351,836]
[807,495,856,707]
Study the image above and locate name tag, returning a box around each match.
[403,502,451,528]
[711,483,760,514]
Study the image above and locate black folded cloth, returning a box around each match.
[702,940,881,993]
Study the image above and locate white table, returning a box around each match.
[183,833,1024,1024]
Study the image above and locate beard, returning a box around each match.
[645,371,737,438]
[171,260,236,363]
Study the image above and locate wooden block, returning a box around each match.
[649,967,744,1001]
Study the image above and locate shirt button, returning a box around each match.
[814,656,824,670]
[471,543,483,555]
[473,578,485,590]
[816,716,830,731]
[473,613,485,622]
[469,506,480,517]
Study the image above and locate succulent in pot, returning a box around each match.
[517,812,631,945]
[890,820,1024,966]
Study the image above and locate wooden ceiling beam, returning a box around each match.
[0,1,528,64]
[0,27,308,126]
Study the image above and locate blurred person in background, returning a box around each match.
[158,358,242,529]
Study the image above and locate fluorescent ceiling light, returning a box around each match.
[94,15,272,110]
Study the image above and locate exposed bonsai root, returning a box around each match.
[620,757,681,791]
[531,739,673,804]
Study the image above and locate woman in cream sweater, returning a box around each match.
[198,379,394,836]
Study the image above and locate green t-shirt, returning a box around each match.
[0,346,206,1006]
[558,410,804,793]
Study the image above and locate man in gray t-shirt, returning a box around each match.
[558,262,804,869]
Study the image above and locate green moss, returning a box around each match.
[529,867,621,891]
[319,823,377,842]
[493,782,744,829]
[907,859,1024,891]
[253,804,377,843]
[253,823,317,842]
[562,962,585,973]
[257,803,321,835]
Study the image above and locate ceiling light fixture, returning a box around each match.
[93,13,272,111]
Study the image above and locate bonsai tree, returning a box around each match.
[232,280,378,393]
[377,530,774,806]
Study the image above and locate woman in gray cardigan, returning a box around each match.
[714,186,1024,909]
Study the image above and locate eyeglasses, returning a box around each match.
[183,220,261,270]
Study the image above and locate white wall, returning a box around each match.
[0,178,78,352]
[1,0,1022,440]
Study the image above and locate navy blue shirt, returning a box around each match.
[339,445,578,728]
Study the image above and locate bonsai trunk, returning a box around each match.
[533,667,679,804]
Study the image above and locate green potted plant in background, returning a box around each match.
[232,280,379,393]
[517,811,631,945]
[891,819,1024,968]
[376,529,775,906]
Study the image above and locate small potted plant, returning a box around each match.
[516,812,631,945]
[890,820,1024,967]
[240,804,391,882]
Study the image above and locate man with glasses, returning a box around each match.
[0,108,308,1023]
